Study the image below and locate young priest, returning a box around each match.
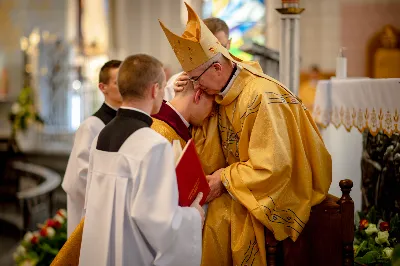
[152,79,214,149]
[79,54,205,266]
[62,60,122,236]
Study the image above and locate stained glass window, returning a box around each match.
[202,0,266,61]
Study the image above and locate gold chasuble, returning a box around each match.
[194,66,332,266]
[160,3,332,266]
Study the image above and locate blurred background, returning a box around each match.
[0,0,399,265]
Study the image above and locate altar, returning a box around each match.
[313,78,400,213]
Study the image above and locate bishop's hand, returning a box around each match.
[206,168,225,203]
[191,192,205,228]
[173,72,190,92]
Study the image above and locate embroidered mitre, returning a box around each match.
[159,2,277,82]
[159,2,239,72]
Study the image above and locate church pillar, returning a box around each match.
[276,0,304,95]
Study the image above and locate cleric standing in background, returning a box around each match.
[160,3,332,266]
[62,60,122,237]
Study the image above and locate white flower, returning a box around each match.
[383,247,393,258]
[57,209,67,218]
[375,230,390,245]
[54,214,65,224]
[365,224,379,235]
[23,232,33,242]
[46,227,55,238]
[13,245,26,260]
[13,252,19,260]
[11,103,21,114]
[16,245,26,255]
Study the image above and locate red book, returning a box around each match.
[174,139,210,207]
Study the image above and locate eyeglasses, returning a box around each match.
[189,62,216,85]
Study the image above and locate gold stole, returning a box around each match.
[151,118,187,148]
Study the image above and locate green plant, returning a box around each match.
[13,209,67,266]
[354,207,400,265]
[9,87,44,133]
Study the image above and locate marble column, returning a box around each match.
[276,0,304,95]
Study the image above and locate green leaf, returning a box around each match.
[390,214,400,235]
[354,257,366,264]
[355,240,368,257]
[367,207,378,224]
[392,244,400,266]
[39,243,59,255]
[357,250,379,264]
[357,211,366,221]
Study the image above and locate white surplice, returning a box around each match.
[62,116,105,236]
[79,128,202,266]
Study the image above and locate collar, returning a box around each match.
[100,102,118,116]
[219,64,241,97]
[151,101,191,142]
[120,106,150,117]
[215,67,257,106]
[104,101,118,111]
[166,102,190,128]
[118,107,153,126]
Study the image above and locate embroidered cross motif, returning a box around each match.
[266,92,301,105]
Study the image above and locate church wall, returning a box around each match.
[298,0,400,76]
[108,0,203,75]
[0,0,67,100]
[0,0,67,136]
[341,1,400,77]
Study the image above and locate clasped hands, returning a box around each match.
[205,168,226,203]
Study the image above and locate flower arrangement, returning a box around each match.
[13,209,67,266]
[9,87,44,133]
[354,207,400,265]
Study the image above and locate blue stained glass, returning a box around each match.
[202,0,266,61]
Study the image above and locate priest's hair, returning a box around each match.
[203,17,229,38]
[118,54,164,100]
[99,60,122,84]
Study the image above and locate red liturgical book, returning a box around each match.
[174,139,210,207]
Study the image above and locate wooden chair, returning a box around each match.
[265,179,354,266]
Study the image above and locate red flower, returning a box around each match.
[359,219,369,230]
[40,227,48,237]
[46,219,61,229]
[379,221,390,231]
[31,235,39,245]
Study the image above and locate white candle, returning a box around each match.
[336,47,347,79]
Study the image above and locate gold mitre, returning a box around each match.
[159,2,288,89]
[159,2,237,72]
